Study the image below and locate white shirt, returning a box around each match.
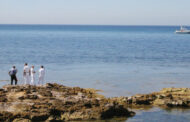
[39,68,45,77]
[23,66,30,73]
[30,68,35,76]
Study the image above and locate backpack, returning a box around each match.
[10,69,17,76]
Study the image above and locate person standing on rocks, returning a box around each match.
[8,66,18,85]
[30,65,36,85]
[39,65,45,85]
[23,63,30,85]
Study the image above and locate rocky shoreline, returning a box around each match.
[0,83,190,121]
[112,87,190,108]
[0,83,134,122]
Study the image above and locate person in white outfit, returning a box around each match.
[30,65,36,85]
[23,63,30,85]
[39,65,45,85]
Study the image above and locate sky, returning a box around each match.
[0,0,190,25]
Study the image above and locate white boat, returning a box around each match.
[175,26,190,34]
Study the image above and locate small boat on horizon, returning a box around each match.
[175,26,190,34]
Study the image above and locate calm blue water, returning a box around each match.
[0,25,190,96]
[0,25,190,121]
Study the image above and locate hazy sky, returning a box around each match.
[0,0,190,25]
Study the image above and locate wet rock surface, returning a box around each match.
[111,88,190,108]
[0,83,134,121]
[1,83,190,122]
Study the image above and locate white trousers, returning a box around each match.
[31,75,35,85]
[24,74,30,85]
[39,76,44,85]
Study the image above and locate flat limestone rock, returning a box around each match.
[111,88,190,108]
[0,83,134,122]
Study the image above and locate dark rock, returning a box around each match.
[101,105,135,119]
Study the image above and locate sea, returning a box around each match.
[0,25,190,121]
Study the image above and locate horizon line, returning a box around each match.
[0,23,188,27]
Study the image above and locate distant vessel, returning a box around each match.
[175,26,190,34]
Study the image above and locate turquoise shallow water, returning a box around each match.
[0,25,190,121]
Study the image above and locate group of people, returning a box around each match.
[8,63,45,85]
